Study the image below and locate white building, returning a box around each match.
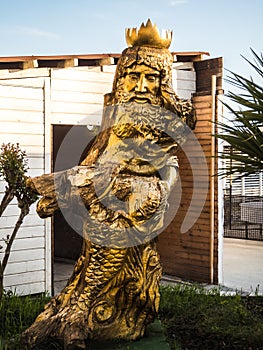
[0,51,222,295]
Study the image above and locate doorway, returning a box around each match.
[52,124,97,262]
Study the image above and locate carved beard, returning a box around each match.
[113,80,163,106]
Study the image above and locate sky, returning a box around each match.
[0,0,262,91]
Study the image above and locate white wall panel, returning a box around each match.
[0,79,47,295]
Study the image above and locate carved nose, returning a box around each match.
[135,75,147,92]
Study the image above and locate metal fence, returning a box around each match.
[224,194,263,241]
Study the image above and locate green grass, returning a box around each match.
[0,291,55,350]
[1,285,263,349]
[159,284,263,350]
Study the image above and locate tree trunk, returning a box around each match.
[0,208,28,302]
[21,103,175,349]
[0,188,15,217]
[22,240,162,349]
[0,262,4,302]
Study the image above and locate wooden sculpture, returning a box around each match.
[21,19,195,349]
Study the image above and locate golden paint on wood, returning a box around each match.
[21,20,196,350]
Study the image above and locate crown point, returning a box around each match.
[146,18,152,26]
[125,19,172,49]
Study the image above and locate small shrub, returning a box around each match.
[0,143,38,301]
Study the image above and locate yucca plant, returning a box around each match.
[215,49,263,177]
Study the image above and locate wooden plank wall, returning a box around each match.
[0,67,115,295]
[158,57,223,283]
[0,79,47,294]
[172,62,196,99]
[50,67,114,126]
[157,94,217,283]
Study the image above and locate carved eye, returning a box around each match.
[146,74,158,82]
[128,73,139,81]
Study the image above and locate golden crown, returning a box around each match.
[125,19,172,49]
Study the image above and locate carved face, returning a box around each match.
[114,63,164,106]
[120,64,161,104]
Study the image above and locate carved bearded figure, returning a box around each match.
[21,20,196,349]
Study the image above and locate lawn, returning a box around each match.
[159,284,263,350]
[1,284,263,349]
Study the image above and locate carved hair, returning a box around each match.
[104,45,196,129]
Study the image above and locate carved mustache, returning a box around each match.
[116,91,162,105]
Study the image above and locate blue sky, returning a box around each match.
[0,0,262,87]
